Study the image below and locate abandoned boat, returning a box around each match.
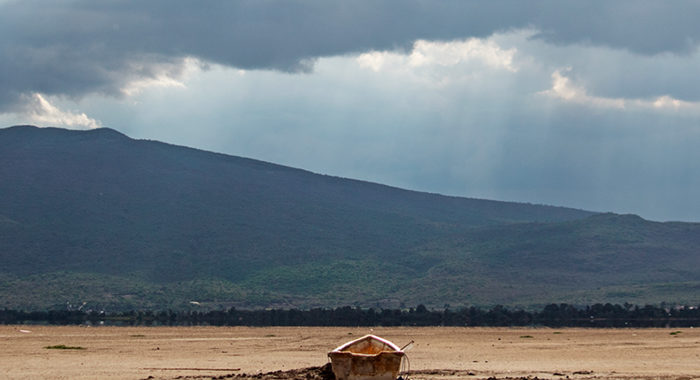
[328,334,405,380]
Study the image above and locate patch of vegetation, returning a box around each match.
[44,344,85,350]
[670,331,682,335]
[4,303,700,327]
[520,335,534,338]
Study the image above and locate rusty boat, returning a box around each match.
[328,334,405,380]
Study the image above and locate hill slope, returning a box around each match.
[1,125,698,310]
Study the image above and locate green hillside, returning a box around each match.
[397,213,700,308]
[1,125,698,311]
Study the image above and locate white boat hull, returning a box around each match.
[328,335,405,380]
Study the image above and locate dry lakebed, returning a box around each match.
[1,326,699,380]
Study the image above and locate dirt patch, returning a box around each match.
[152,364,336,380]
[151,366,550,380]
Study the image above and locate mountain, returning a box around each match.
[1,125,698,311]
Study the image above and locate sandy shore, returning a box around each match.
[1,326,699,379]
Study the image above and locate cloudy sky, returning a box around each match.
[2,0,700,222]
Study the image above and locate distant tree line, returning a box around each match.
[1,303,700,327]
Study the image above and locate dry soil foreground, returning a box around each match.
[1,326,698,380]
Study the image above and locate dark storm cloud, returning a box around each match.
[528,1,700,55]
[2,0,700,111]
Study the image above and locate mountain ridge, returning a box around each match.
[1,125,698,311]
[0,124,593,214]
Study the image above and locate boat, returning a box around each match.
[328,334,405,380]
